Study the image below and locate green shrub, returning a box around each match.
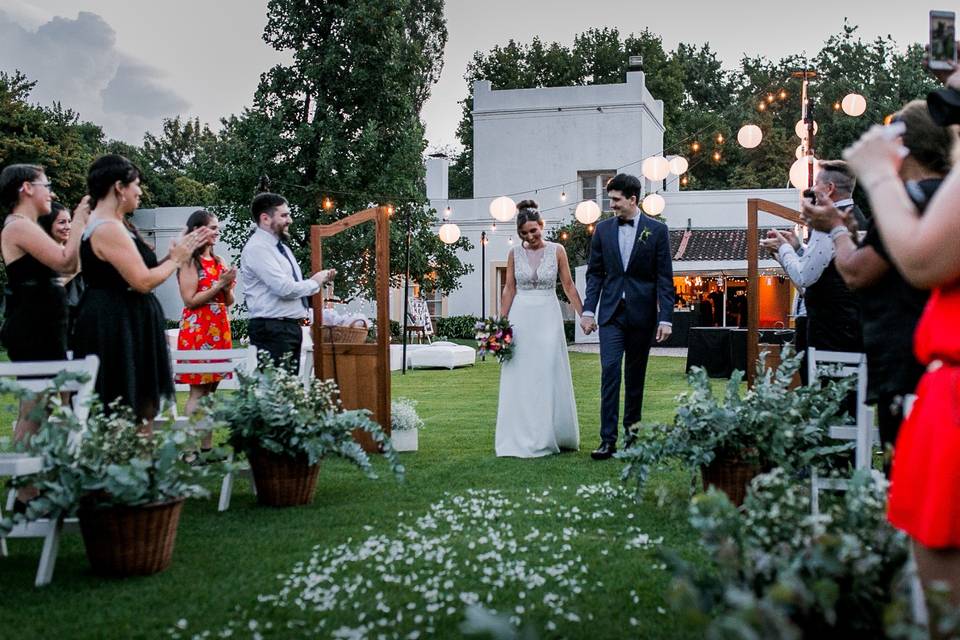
[436,315,479,339]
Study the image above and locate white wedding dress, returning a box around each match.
[495,242,580,457]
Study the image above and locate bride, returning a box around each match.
[495,200,583,457]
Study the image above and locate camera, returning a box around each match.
[802,189,817,205]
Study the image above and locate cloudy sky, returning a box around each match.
[1,0,930,148]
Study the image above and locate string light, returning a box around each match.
[766,94,774,103]
[691,141,701,153]
[560,231,569,240]
[560,190,567,201]
[586,224,595,234]
[322,196,334,211]
[491,222,497,232]
[833,101,841,111]
[758,102,767,112]
[712,150,722,162]
[507,237,514,245]
[778,89,788,100]
[715,133,725,144]
[385,204,395,216]
[680,176,689,187]
[444,206,452,219]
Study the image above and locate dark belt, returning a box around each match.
[250,317,302,325]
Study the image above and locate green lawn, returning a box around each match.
[0,354,708,639]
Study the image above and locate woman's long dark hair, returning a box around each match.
[86,154,149,245]
[37,202,68,241]
[184,209,219,274]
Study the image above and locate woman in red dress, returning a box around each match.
[844,101,960,607]
[176,210,236,451]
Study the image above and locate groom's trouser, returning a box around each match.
[599,304,655,445]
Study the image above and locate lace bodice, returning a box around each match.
[514,242,559,291]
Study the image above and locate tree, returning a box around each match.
[203,0,471,301]
[0,71,104,209]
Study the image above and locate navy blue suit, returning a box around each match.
[583,214,674,445]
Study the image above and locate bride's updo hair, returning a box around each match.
[516,199,542,231]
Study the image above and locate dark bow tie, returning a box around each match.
[617,216,636,227]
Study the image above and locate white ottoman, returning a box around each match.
[407,341,476,369]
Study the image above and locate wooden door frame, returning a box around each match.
[747,199,803,385]
[310,206,391,432]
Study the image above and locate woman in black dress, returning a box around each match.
[38,202,85,338]
[71,155,210,430]
[0,164,89,504]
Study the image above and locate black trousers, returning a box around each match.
[598,302,656,445]
[248,317,302,374]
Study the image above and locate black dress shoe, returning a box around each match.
[590,442,617,460]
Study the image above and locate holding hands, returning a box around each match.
[580,315,597,335]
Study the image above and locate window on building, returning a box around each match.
[578,171,616,211]
[406,283,443,323]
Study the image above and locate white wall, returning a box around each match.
[472,71,664,201]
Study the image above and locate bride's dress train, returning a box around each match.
[495,242,579,457]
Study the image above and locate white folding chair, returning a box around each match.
[299,325,314,386]
[807,348,881,515]
[165,346,257,511]
[0,355,99,586]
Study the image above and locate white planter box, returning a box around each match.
[392,428,419,452]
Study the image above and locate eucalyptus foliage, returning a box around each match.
[211,358,404,481]
[662,469,908,638]
[0,376,214,534]
[619,348,854,495]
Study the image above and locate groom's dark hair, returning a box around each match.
[606,173,643,204]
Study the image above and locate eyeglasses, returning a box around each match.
[18,181,53,193]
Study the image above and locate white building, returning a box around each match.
[425,65,798,336]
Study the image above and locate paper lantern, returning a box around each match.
[642,193,665,216]
[575,200,601,224]
[668,156,689,175]
[489,196,516,222]
[641,157,670,181]
[438,222,461,244]
[789,157,819,190]
[841,93,867,117]
[737,124,763,149]
[794,119,819,139]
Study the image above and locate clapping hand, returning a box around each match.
[169,227,214,266]
[217,266,238,289]
[842,123,907,189]
[801,194,847,233]
[760,229,790,256]
[72,195,91,227]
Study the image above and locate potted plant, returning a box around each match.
[211,358,404,507]
[390,397,423,452]
[619,348,853,505]
[1,378,214,577]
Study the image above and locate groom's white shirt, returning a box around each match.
[582,210,671,327]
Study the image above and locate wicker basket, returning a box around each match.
[247,447,321,507]
[322,319,368,344]
[78,498,184,577]
[701,457,761,506]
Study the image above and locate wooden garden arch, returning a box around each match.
[311,206,391,451]
[746,198,803,385]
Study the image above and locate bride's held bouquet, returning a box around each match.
[475,317,514,363]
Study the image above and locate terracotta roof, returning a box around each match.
[669,228,793,261]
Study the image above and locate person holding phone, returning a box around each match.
[175,209,236,453]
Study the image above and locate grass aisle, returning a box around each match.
[0,354,705,639]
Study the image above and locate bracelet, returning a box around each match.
[829,225,851,241]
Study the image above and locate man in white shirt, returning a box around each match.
[240,192,335,372]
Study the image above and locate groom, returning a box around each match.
[580,173,674,460]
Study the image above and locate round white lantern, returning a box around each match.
[789,156,819,190]
[438,222,461,244]
[737,124,763,149]
[668,156,689,175]
[642,193,665,216]
[489,196,516,222]
[641,156,670,181]
[841,93,867,117]
[574,200,601,224]
[794,119,819,139]
[795,145,805,160]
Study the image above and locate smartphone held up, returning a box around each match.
[930,10,957,71]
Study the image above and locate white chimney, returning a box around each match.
[424,153,449,201]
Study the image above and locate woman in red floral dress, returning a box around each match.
[176,210,236,450]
